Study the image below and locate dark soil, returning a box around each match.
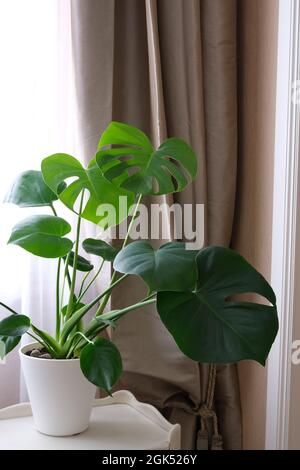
[26,348,53,359]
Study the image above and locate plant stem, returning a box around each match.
[60,269,66,311]
[140,292,157,302]
[101,297,156,321]
[86,297,156,338]
[31,324,61,356]
[27,330,60,358]
[63,252,72,284]
[26,332,46,347]
[74,331,93,344]
[69,296,156,357]
[77,259,105,302]
[60,273,128,343]
[95,274,128,317]
[60,252,71,311]
[0,302,20,316]
[123,193,143,248]
[78,270,92,298]
[66,332,92,359]
[50,204,58,216]
[66,191,85,319]
[66,268,72,289]
[56,257,62,340]
[96,194,143,316]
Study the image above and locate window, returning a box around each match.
[0,0,73,406]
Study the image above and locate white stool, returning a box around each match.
[0,390,181,450]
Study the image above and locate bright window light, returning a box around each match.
[0,0,72,301]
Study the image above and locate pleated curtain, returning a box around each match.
[71,0,242,450]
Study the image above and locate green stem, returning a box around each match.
[101,297,156,321]
[78,270,92,298]
[96,275,116,317]
[27,329,60,358]
[123,193,143,248]
[60,269,66,311]
[60,274,128,343]
[60,252,71,311]
[66,332,93,359]
[73,331,93,345]
[69,297,156,357]
[66,191,85,319]
[87,297,156,338]
[0,302,20,316]
[66,330,98,358]
[141,292,157,302]
[50,204,58,216]
[63,251,72,288]
[66,269,72,289]
[26,332,47,348]
[56,257,62,340]
[77,259,105,303]
[66,339,80,359]
[96,194,143,316]
[31,324,61,357]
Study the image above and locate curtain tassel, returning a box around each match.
[196,364,223,450]
[211,434,223,450]
[196,421,209,450]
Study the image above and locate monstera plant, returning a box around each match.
[0,121,278,395]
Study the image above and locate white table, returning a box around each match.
[0,390,180,450]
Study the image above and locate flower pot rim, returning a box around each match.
[19,342,80,363]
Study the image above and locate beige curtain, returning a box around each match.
[71,0,242,449]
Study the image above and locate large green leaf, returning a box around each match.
[113,241,198,292]
[157,246,278,366]
[96,121,197,196]
[0,314,30,337]
[8,214,73,258]
[4,170,60,207]
[41,153,134,228]
[82,238,119,261]
[64,251,94,272]
[98,120,154,152]
[0,336,21,358]
[80,337,122,393]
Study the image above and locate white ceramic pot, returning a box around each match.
[19,342,96,436]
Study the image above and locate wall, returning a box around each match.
[232,0,279,450]
[289,151,300,449]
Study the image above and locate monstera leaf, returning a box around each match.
[0,336,21,359]
[80,337,122,393]
[96,121,197,196]
[8,215,73,258]
[41,154,134,228]
[157,246,278,366]
[64,251,94,272]
[82,238,119,261]
[114,241,198,292]
[0,339,5,360]
[0,314,30,337]
[4,170,62,207]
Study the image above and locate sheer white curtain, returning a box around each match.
[0,0,74,407]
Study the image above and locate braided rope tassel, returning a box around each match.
[196,364,223,450]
